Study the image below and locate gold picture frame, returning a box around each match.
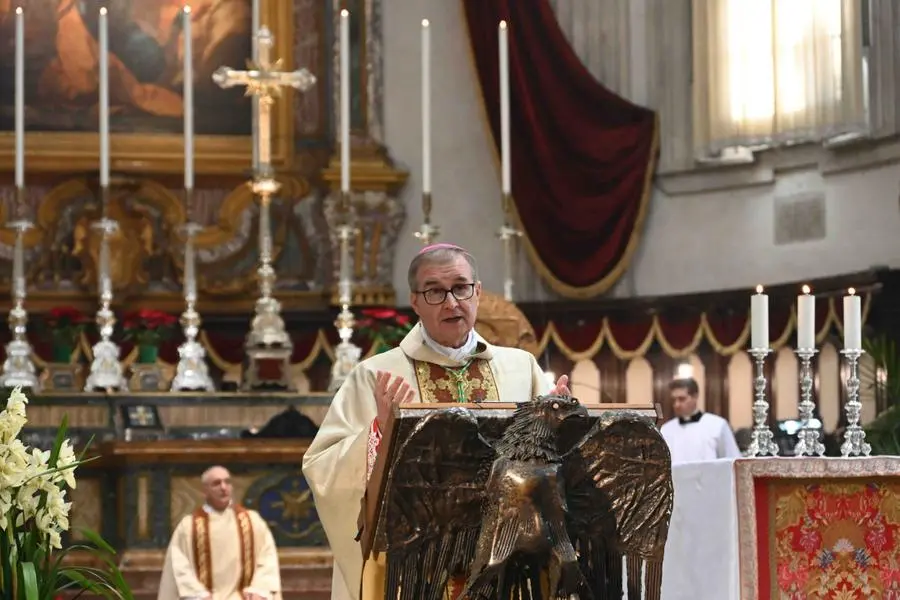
[0,0,296,175]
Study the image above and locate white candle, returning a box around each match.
[498,21,511,195]
[751,285,769,350]
[340,9,350,193]
[421,19,431,194]
[183,6,194,190]
[251,0,259,171]
[797,285,815,350]
[14,7,24,189]
[99,7,110,187]
[843,288,862,350]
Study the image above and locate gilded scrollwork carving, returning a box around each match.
[36,178,185,295]
[475,291,540,356]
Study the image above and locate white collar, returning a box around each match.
[420,326,477,364]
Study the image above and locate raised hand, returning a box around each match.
[375,370,417,431]
[552,374,570,397]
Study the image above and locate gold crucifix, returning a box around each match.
[212,27,316,176]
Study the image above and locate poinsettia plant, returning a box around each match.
[0,387,133,599]
[42,307,90,348]
[121,309,178,346]
[357,308,413,353]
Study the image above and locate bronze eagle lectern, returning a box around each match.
[363,395,674,600]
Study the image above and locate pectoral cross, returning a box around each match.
[212,27,316,176]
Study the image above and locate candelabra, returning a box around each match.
[413,192,440,245]
[746,348,778,457]
[171,190,215,391]
[840,348,871,457]
[497,192,522,301]
[328,193,362,392]
[1,193,39,389]
[85,196,125,391]
[793,348,825,456]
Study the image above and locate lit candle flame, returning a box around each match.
[802,285,811,294]
[756,285,763,294]
[499,20,507,30]
[16,6,22,14]
[100,7,107,15]
[184,5,191,14]
[848,287,856,296]
[341,8,349,17]
[422,18,429,27]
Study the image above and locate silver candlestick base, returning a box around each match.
[414,221,440,245]
[1,220,39,390]
[747,348,778,457]
[840,348,871,457]
[246,179,292,349]
[414,192,440,245]
[328,304,361,393]
[793,347,824,457]
[172,222,215,392]
[328,220,361,392]
[497,222,522,302]
[85,218,126,391]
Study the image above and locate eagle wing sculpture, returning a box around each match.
[379,397,674,600]
[380,407,496,600]
[562,414,675,599]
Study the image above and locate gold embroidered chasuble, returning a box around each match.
[157,505,281,600]
[302,323,551,600]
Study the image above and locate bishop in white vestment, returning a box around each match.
[158,466,282,600]
[302,244,568,600]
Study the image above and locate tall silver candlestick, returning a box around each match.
[1,192,39,389]
[840,348,871,457]
[172,191,215,391]
[85,189,125,390]
[413,192,440,245]
[497,193,522,301]
[793,347,824,456]
[746,348,778,457]
[328,194,362,392]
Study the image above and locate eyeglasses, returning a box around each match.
[416,283,476,305]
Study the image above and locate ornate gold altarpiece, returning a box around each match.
[0,0,407,315]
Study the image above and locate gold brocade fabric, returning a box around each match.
[413,358,500,404]
[191,505,255,592]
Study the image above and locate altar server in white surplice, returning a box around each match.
[301,244,571,600]
[158,465,281,600]
[660,377,741,464]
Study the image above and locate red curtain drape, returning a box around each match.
[462,0,658,298]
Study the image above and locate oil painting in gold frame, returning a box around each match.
[0,0,296,175]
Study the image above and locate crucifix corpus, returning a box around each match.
[213,27,316,390]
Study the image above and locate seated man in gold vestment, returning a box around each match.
[302,244,571,600]
[158,466,281,600]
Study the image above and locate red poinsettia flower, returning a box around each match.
[122,309,178,345]
[43,306,90,347]
[361,308,399,320]
[357,307,414,353]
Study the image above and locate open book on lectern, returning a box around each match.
[357,397,673,600]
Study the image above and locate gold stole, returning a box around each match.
[412,357,500,404]
[191,505,255,592]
